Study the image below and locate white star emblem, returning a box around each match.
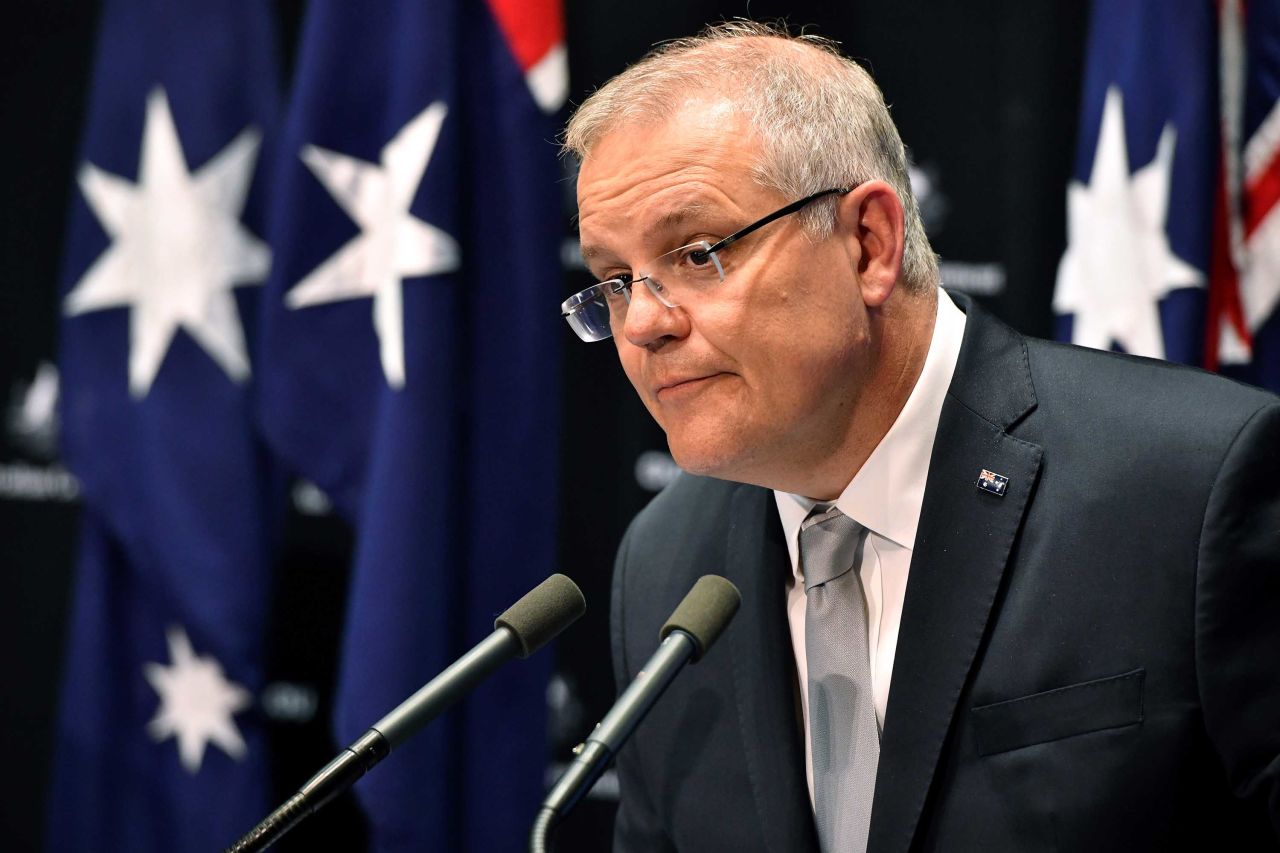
[143,625,252,774]
[63,88,271,397]
[284,101,460,389]
[1054,86,1204,359]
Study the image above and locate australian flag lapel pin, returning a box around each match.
[976,468,1009,497]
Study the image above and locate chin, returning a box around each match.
[665,429,756,483]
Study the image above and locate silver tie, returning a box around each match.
[802,506,879,853]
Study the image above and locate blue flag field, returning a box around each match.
[257,0,565,850]
[49,1,281,849]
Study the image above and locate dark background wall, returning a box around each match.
[0,1,1087,849]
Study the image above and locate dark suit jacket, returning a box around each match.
[609,296,1280,851]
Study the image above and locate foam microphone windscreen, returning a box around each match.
[660,575,741,661]
[494,573,587,658]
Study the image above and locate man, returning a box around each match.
[561,21,1280,852]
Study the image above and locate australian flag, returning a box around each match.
[1056,0,1280,392]
[257,1,565,849]
[49,1,281,850]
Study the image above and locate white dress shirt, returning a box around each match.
[773,290,967,804]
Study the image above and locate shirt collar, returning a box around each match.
[774,291,967,566]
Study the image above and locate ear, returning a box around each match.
[837,181,906,308]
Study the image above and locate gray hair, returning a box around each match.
[564,21,939,293]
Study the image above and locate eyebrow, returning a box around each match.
[654,201,715,230]
[579,201,719,264]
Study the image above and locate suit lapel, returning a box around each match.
[723,483,821,853]
[868,297,1043,852]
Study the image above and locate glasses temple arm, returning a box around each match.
[702,187,852,255]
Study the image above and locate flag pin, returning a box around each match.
[976,469,1008,497]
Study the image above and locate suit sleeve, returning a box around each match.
[1196,401,1280,837]
[610,523,678,853]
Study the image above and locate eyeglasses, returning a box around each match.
[561,187,852,342]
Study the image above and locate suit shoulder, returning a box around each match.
[626,472,741,544]
[615,472,750,609]
[612,474,751,675]
[1022,336,1278,428]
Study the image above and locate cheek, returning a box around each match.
[747,310,865,420]
[698,295,843,409]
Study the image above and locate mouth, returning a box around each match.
[654,372,728,401]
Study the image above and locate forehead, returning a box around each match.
[576,104,768,257]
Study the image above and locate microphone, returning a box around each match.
[529,575,740,853]
[227,573,586,853]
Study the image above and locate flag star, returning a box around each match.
[63,88,271,397]
[143,625,252,774]
[1054,86,1204,359]
[284,101,460,389]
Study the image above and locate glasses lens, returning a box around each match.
[561,284,616,342]
[650,241,724,303]
[560,241,724,343]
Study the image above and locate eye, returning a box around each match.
[673,241,721,274]
[600,277,632,304]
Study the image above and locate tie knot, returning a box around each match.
[799,506,864,590]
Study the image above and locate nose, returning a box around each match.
[622,278,690,350]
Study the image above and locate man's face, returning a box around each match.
[576,107,875,489]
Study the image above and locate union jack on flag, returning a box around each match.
[977,469,1009,497]
[1207,0,1280,390]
